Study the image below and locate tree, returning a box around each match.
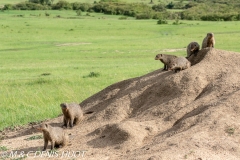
[166,2,174,9]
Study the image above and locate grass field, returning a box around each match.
[1,10,240,130]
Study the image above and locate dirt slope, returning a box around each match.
[1,48,240,160]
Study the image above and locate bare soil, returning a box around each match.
[1,48,240,160]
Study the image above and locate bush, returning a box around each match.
[166,2,174,9]
[136,13,152,19]
[152,11,170,19]
[3,4,13,10]
[100,0,120,2]
[76,9,82,16]
[157,19,168,24]
[152,4,166,12]
[181,2,240,21]
[119,16,127,20]
[29,0,52,5]
[201,13,239,21]
[45,12,50,16]
[52,0,72,10]
[72,2,92,11]
[172,19,179,25]
[91,2,152,17]
[12,2,49,10]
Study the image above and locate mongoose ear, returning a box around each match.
[207,33,213,37]
[60,103,67,108]
[45,124,48,128]
[160,54,162,56]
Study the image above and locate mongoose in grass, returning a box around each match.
[60,103,84,128]
[187,42,200,58]
[155,54,177,71]
[168,57,191,73]
[37,123,68,151]
[202,33,215,49]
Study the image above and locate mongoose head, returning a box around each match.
[37,123,49,131]
[60,103,69,112]
[207,33,214,38]
[168,62,177,70]
[190,42,200,52]
[155,54,163,60]
[169,63,177,70]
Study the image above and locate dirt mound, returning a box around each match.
[80,48,240,159]
[1,48,240,159]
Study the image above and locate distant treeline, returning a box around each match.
[2,0,240,21]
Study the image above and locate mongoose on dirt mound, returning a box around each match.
[202,33,215,49]
[155,54,177,71]
[60,103,84,128]
[37,123,68,151]
[168,57,191,73]
[187,42,200,58]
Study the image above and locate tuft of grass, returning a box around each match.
[184,154,188,159]
[11,156,27,160]
[184,150,195,159]
[225,127,235,136]
[83,72,100,78]
[41,73,51,76]
[25,135,43,141]
[0,146,8,151]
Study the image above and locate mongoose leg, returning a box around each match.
[43,139,48,151]
[51,141,55,150]
[70,118,74,128]
[63,118,68,128]
[163,64,167,71]
[73,118,78,125]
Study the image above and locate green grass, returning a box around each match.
[0,146,8,151]
[25,135,43,140]
[0,10,240,130]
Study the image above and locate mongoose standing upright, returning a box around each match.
[187,42,200,58]
[37,123,68,151]
[155,54,177,71]
[202,33,215,49]
[60,103,83,128]
[168,57,191,73]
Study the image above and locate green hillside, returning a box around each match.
[0,0,163,6]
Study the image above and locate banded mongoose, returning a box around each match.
[187,42,200,58]
[202,33,215,49]
[60,103,84,128]
[155,54,177,71]
[168,57,191,73]
[37,123,68,151]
